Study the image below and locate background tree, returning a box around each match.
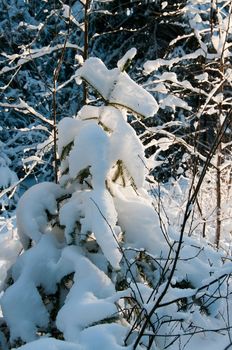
[142,0,232,246]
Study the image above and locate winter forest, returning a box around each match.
[0,0,232,349]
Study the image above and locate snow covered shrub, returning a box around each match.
[0,50,161,350]
[1,52,232,350]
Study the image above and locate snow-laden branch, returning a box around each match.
[0,99,53,126]
[144,48,232,74]
[76,57,159,117]
[0,43,83,75]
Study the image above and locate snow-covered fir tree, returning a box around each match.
[1,1,232,349]
[1,52,232,350]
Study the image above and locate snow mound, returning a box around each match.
[60,189,121,269]
[16,182,65,249]
[114,186,164,253]
[56,246,120,341]
[69,123,110,188]
[1,235,61,342]
[16,338,83,350]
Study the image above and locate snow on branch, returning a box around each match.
[0,99,53,126]
[0,43,83,75]
[76,57,159,117]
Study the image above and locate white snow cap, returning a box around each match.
[60,188,122,269]
[1,235,61,342]
[117,47,137,71]
[16,182,64,248]
[100,106,147,187]
[69,123,110,188]
[76,57,158,117]
[57,117,81,157]
[56,246,118,341]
